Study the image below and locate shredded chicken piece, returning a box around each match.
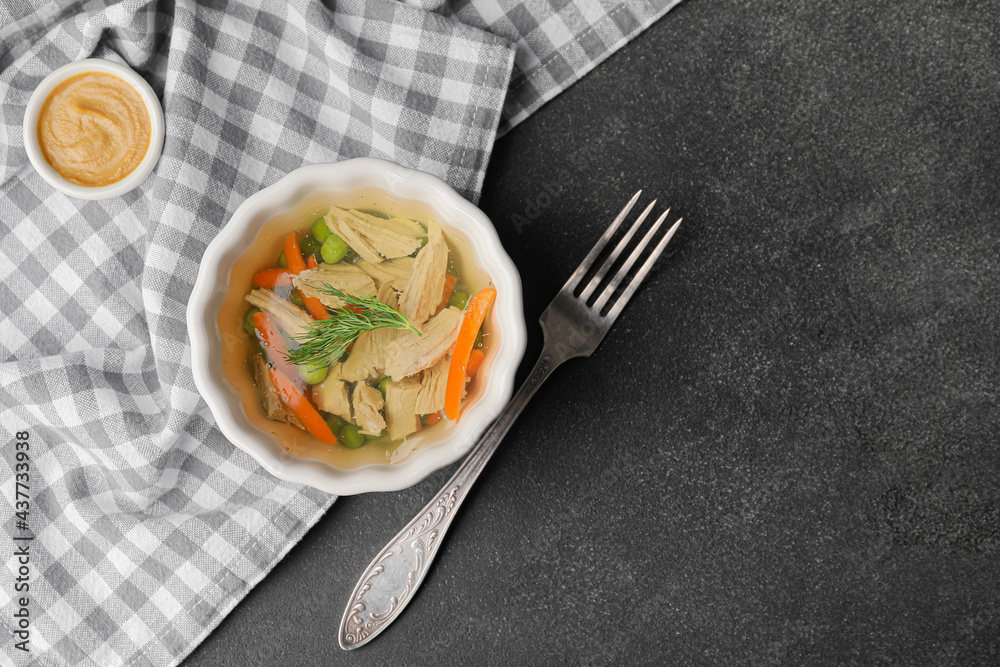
[385,376,422,440]
[384,307,462,380]
[324,207,423,263]
[352,383,386,436]
[292,263,376,309]
[399,219,448,325]
[253,356,303,427]
[341,332,376,382]
[414,354,451,415]
[375,281,400,309]
[338,282,402,382]
[341,330,381,382]
[311,363,352,423]
[245,289,313,339]
[355,257,415,292]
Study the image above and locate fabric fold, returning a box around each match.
[1,1,514,664]
[398,0,685,133]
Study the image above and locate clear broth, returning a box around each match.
[217,188,493,469]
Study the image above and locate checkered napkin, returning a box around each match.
[0,0,679,665]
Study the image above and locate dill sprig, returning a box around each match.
[285,285,420,370]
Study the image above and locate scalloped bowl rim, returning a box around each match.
[187,159,526,495]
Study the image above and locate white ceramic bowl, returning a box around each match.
[22,58,164,200]
[188,159,526,495]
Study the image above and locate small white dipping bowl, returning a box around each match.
[22,58,164,200]
[188,159,526,495]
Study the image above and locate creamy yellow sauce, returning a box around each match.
[217,189,495,469]
[37,71,151,187]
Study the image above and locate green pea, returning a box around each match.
[378,376,391,396]
[321,234,350,263]
[242,307,261,338]
[323,413,347,435]
[298,363,328,385]
[277,250,287,268]
[340,424,365,449]
[343,249,359,263]
[449,290,469,309]
[300,235,322,262]
[288,289,305,308]
[312,218,332,243]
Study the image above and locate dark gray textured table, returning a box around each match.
[186,0,999,664]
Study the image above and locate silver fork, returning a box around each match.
[339,191,683,649]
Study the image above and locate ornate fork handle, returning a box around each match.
[339,192,681,650]
[338,349,561,650]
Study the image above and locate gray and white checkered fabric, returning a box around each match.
[0,0,678,665]
[404,0,684,133]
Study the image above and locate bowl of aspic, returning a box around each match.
[188,159,526,494]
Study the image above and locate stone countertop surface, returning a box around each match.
[185,0,999,664]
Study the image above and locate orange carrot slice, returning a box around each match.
[299,289,329,320]
[251,311,298,379]
[298,256,328,319]
[253,268,293,289]
[267,244,325,319]
[268,366,337,444]
[466,348,485,379]
[253,312,335,444]
[435,274,458,315]
[444,287,496,421]
[284,233,307,274]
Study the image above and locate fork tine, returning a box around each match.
[604,217,682,322]
[560,190,642,292]
[578,199,657,301]
[592,208,670,311]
